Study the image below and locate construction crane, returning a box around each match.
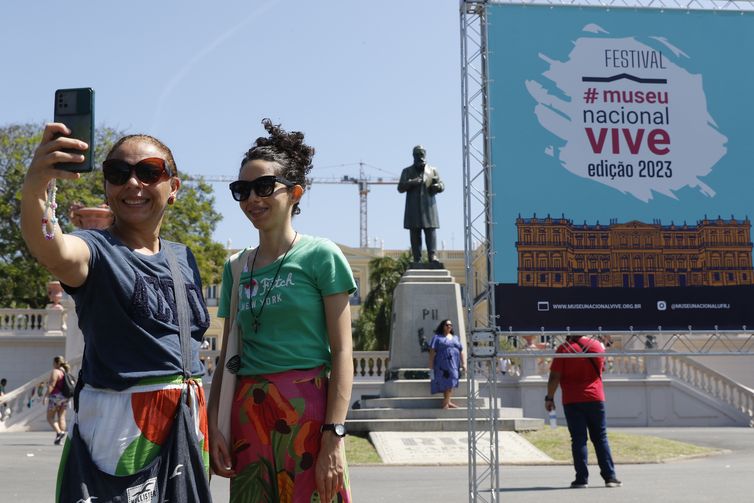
[191,162,399,248]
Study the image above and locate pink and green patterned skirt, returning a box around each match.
[230,367,351,503]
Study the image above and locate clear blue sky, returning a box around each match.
[3,0,464,252]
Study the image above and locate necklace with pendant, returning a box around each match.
[245,232,297,333]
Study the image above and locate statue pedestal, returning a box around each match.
[407,261,445,270]
[385,269,466,381]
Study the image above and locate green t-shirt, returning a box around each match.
[218,235,356,375]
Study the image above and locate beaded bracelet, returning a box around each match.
[42,180,58,240]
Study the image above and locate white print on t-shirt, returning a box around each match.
[239,272,296,310]
[251,273,295,298]
[251,293,282,309]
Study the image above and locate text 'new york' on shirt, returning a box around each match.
[217,234,356,376]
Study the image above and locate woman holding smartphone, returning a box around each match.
[208,119,355,503]
[20,124,210,499]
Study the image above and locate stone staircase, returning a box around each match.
[346,378,544,432]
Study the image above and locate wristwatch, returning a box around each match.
[320,423,347,438]
[544,396,554,402]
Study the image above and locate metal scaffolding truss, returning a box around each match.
[460,1,754,501]
[461,2,499,502]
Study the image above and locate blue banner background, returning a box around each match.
[488,4,754,284]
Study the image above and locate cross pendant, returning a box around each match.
[252,317,260,333]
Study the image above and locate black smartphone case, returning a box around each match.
[54,88,95,172]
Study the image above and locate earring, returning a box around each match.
[168,196,176,205]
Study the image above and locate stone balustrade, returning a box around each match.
[0,308,67,336]
[1,308,752,428]
[502,352,752,426]
[665,355,754,426]
[353,351,389,380]
[199,350,390,381]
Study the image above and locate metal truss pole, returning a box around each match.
[461,1,499,502]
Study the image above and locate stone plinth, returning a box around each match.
[386,269,466,379]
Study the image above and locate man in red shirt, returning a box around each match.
[545,335,622,489]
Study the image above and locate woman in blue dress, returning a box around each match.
[428,319,466,409]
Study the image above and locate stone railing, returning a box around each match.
[509,352,752,425]
[199,351,388,385]
[605,355,645,375]
[665,355,754,426]
[518,354,646,378]
[0,356,82,432]
[353,351,389,380]
[0,308,66,336]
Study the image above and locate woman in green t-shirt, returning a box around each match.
[209,119,356,503]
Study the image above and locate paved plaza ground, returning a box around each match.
[0,427,752,502]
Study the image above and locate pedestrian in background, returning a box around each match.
[429,319,465,409]
[545,335,622,489]
[0,378,8,422]
[43,356,70,445]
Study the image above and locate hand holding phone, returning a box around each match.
[53,88,95,172]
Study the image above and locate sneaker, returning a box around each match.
[570,481,588,489]
[605,478,622,488]
[53,432,65,445]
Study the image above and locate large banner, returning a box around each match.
[488,4,754,331]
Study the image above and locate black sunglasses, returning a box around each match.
[102,157,173,186]
[229,176,296,201]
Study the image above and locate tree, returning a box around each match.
[352,253,411,350]
[0,123,226,308]
[161,177,227,288]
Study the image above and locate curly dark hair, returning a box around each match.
[240,118,314,215]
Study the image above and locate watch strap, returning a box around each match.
[320,423,347,437]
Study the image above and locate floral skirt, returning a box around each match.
[230,367,351,503]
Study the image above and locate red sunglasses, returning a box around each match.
[102,157,173,185]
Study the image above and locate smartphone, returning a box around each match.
[54,87,95,172]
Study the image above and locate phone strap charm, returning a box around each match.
[42,180,58,240]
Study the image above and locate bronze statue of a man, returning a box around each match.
[397,145,444,265]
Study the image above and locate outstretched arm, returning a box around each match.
[20,123,90,287]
